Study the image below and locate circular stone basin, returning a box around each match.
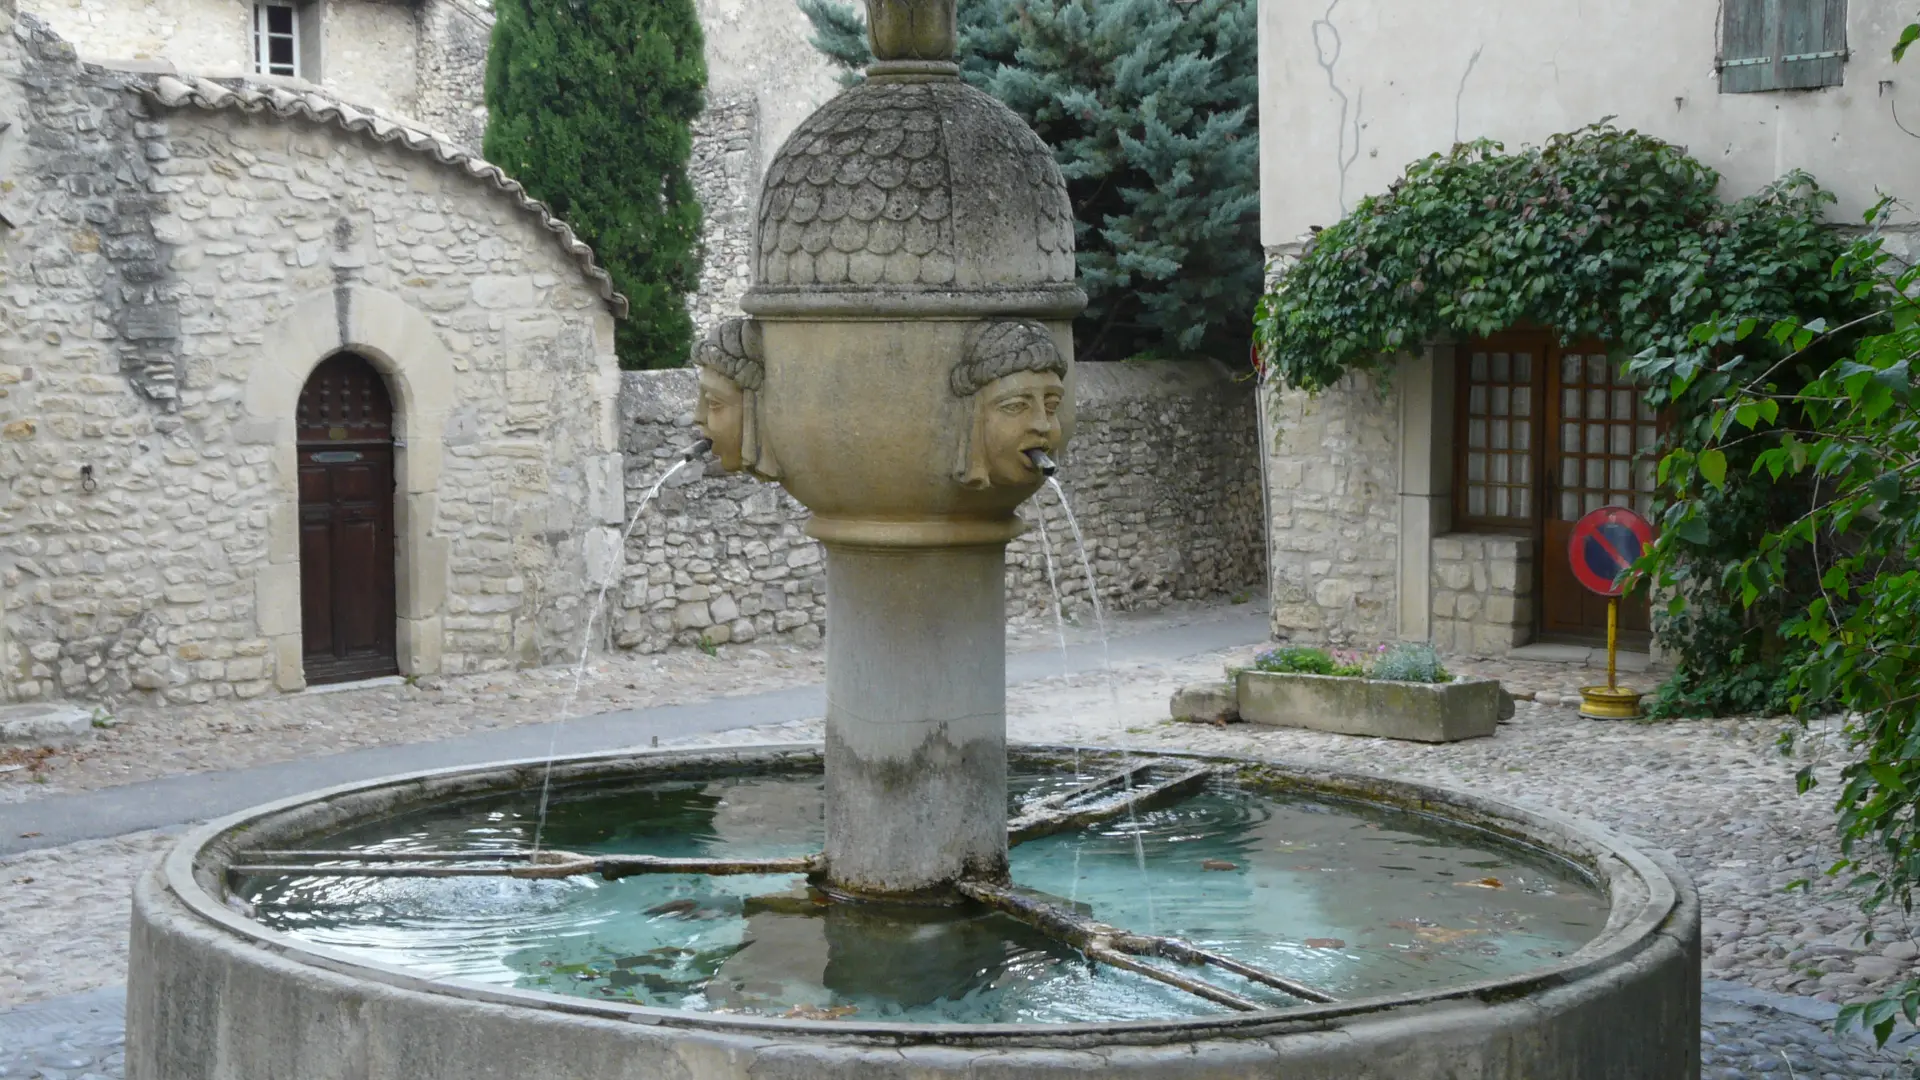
[129,746,1700,1079]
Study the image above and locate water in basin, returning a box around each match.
[240,763,1608,1025]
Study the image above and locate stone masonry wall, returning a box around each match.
[686,93,756,339]
[1265,373,1401,646]
[615,360,1264,652]
[0,15,621,703]
[1006,361,1264,622]
[1430,532,1534,655]
[411,0,489,148]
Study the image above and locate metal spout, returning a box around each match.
[684,438,714,461]
[1026,449,1058,477]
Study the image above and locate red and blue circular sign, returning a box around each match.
[1568,506,1654,597]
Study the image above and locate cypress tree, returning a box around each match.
[798,0,1259,363]
[485,0,707,369]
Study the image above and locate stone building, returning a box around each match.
[16,0,843,336]
[0,0,1267,705]
[1255,0,1920,658]
[0,7,629,701]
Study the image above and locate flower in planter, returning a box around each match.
[1368,643,1452,684]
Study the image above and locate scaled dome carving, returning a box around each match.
[753,80,1076,293]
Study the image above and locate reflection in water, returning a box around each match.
[244,767,1608,1024]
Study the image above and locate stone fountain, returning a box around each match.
[125,3,1701,1076]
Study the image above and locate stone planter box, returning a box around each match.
[1236,670,1500,743]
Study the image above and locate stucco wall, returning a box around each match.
[320,0,415,116]
[1258,0,1920,245]
[616,360,1264,653]
[20,0,243,74]
[695,0,840,169]
[0,15,623,703]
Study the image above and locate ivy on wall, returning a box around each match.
[1252,125,1872,714]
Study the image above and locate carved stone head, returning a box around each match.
[950,320,1067,490]
[693,318,780,480]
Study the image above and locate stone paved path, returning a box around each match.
[3,599,1918,1075]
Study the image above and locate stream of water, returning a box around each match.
[530,454,694,854]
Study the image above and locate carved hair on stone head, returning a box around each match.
[951,319,1066,490]
[949,319,1067,398]
[693,317,764,391]
[692,318,780,481]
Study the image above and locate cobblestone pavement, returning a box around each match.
[0,599,1251,803]
[3,603,1917,1074]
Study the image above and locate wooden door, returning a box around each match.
[1540,347,1658,645]
[296,353,398,684]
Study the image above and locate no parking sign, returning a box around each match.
[1567,506,1654,598]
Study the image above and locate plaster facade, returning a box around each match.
[0,13,625,703]
[1257,0,1920,245]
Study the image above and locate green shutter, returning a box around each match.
[1721,0,1848,93]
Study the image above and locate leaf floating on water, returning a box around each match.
[783,1003,859,1021]
[1412,926,1486,945]
[1201,859,1238,872]
[1457,877,1505,889]
[1303,938,1346,949]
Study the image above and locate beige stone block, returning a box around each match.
[267,500,300,563]
[256,563,302,638]
[1437,563,1473,591]
[1455,593,1482,620]
[1472,622,1517,656]
[399,615,444,676]
[398,535,450,620]
[270,634,305,692]
[1432,590,1456,618]
[1490,558,1521,594]
[1486,595,1519,626]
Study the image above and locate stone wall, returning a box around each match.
[19,0,242,75]
[1264,373,1401,646]
[615,360,1264,651]
[1430,533,1534,655]
[0,14,624,704]
[411,0,489,147]
[1006,361,1265,621]
[687,94,756,338]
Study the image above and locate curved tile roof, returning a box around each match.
[139,74,628,318]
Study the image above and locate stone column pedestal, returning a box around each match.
[820,542,1010,899]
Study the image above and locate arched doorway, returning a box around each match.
[296,352,399,684]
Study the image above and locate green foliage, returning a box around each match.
[796,0,1261,363]
[1649,206,1920,1047]
[1252,124,1869,712]
[1250,646,1338,676]
[1367,643,1451,684]
[484,0,707,369]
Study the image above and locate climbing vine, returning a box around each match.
[1252,125,1872,713]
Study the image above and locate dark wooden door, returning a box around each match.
[297,353,398,684]
[1540,347,1657,646]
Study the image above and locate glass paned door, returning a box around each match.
[1541,348,1655,645]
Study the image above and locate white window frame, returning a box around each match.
[252,2,301,78]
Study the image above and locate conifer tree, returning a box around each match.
[798,0,1259,363]
[485,0,707,369]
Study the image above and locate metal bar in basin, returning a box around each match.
[957,880,1335,1010]
[1008,765,1217,845]
[228,852,824,882]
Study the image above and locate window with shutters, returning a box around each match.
[1721,0,1848,92]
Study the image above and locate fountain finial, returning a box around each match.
[865,0,957,64]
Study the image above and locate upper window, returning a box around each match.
[1721,0,1848,93]
[253,3,300,78]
